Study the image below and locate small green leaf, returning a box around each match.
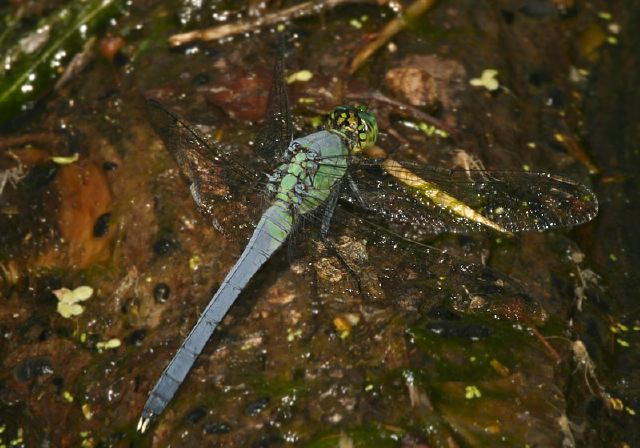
[57,301,84,318]
[53,286,93,318]
[464,385,482,399]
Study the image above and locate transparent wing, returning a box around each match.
[253,37,293,161]
[292,176,548,324]
[145,98,267,235]
[344,157,598,236]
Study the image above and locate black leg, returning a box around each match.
[346,172,377,213]
[319,187,367,297]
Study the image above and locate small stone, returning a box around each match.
[153,283,171,303]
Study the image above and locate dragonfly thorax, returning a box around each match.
[327,105,378,153]
[268,131,349,215]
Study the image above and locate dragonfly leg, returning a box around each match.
[346,172,377,213]
[319,187,367,297]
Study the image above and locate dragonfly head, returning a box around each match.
[327,105,378,153]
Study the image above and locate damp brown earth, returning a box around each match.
[0,1,638,447]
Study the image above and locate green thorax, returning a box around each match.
[269,105,378,215]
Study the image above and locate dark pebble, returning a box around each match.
[185,406,208,425]
[500,9,515,24]
[125,329,147,346]
[14,357,53,381]
[153,238,178,256]
[52,376,64,393]
[113,51,129,67]
[193,73,210,85]
[244,397,270,416]
[528,69,550,86]
[102,161,118,171]
[519,0,558,18]
[93,212,111,237]
[204,421,231,434]
[38,328,52,342]
[547,87,566,108]
[153,283,171,303]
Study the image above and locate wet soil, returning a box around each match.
[0,1,638,447]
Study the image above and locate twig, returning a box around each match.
[529,325,562,363]
[168,0,381,47]
[0,132,61,150]
[349,0,437,74]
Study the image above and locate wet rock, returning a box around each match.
[385,55,466,120]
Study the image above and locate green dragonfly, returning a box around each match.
[137,52,598,432]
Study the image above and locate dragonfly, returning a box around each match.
[137,50,598,433]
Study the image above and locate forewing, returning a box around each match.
[253,39,293,162]
[146,98,265,233]
[345,158,598,236]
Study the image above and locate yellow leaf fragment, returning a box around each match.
[71,286,93,301]
[286,70,313,84]
[465,385,482,399]
[286,327,303,342]
[96,338,121,350]
[607,395,624,411]
[469,69,500,91]
[489,358,510,376]
[63,390,74,402]
[349,18,363,29]
[189,255,202,271]
[333,316,352,339]
[51,153,80,165]
[616,338,630,347]
[82,403,93,420]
